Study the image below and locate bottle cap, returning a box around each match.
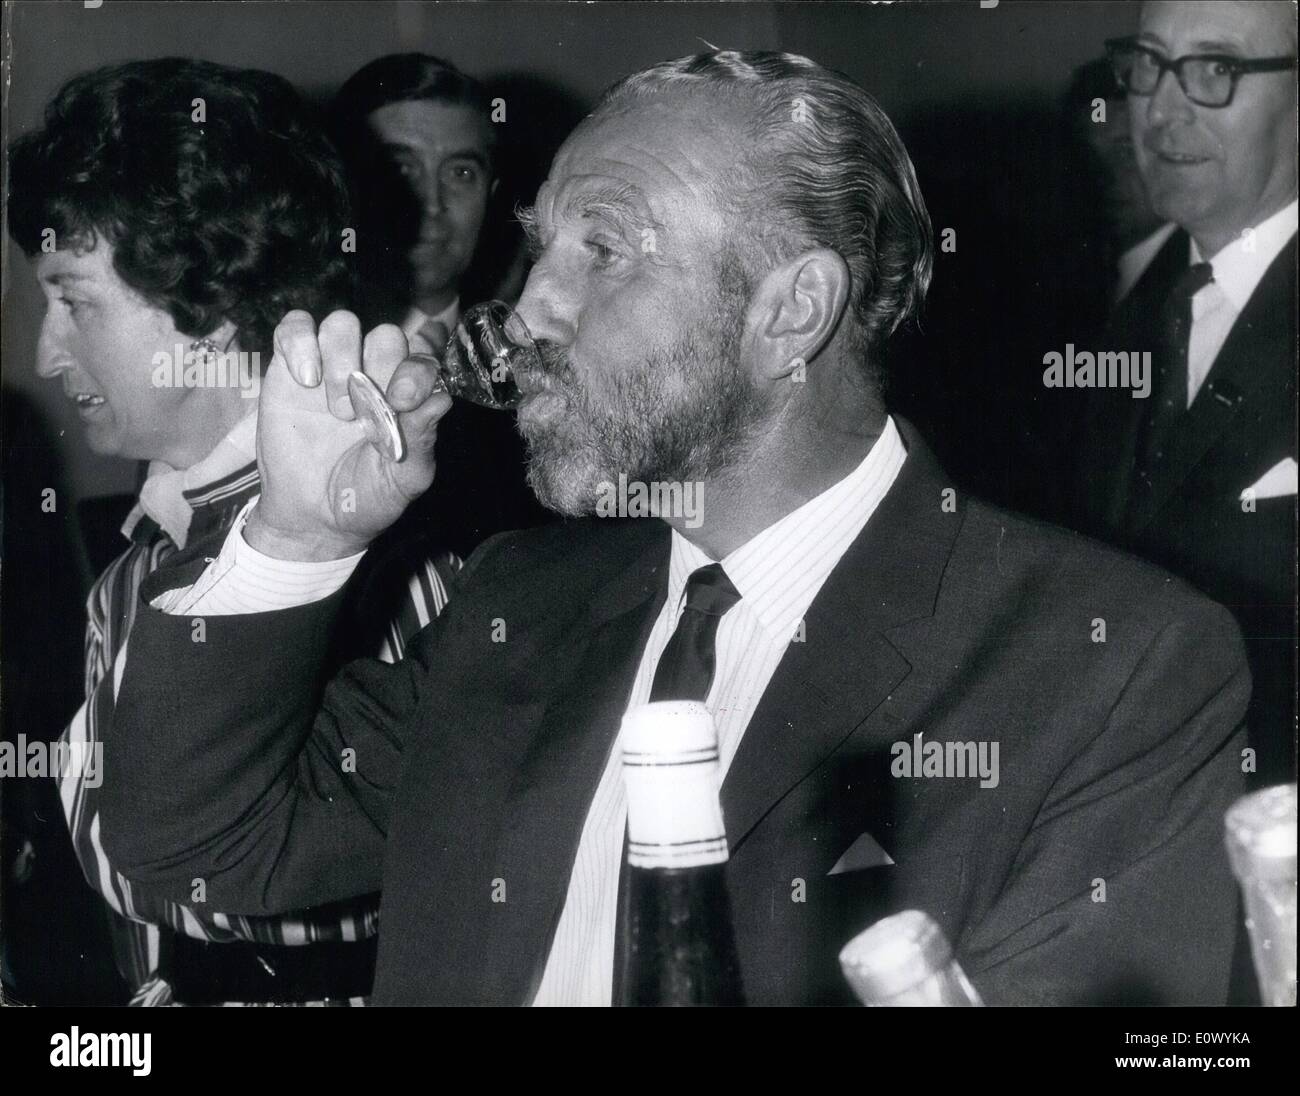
[839,909,953,1002]
[621,701,729,869]
[1225,783,1297,883]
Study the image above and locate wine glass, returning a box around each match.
[426,300,540,410]
[348,300,541,462]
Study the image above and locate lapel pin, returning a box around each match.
[1209,380,1244,409]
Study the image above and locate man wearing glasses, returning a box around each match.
[1076,1,1297,793]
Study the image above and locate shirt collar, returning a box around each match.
[125,408,258,549]
[666,415,908,643]
[1191,199,1298,312]
[401,298,461,340]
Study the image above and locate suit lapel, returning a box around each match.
[1084,230,1189,529]
[1132,235,1297,531]
[475,523,670,1005]
[721,420,962,852]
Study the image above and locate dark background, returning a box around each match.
[1,0,1141,1004]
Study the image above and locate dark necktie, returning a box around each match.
[1128,261,1214,515]
[647,563,743,702]
[611,563,742,1002]
[1133,262,1211,468]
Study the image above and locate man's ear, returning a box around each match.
[490,177,500,199]
[752,248,850,382]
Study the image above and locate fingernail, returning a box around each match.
[390,379,415,402]
[305,361,321,386]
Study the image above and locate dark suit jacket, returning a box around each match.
[1074,230,1297,785]
[103,421,1249,1005]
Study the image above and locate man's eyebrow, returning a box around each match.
[562,183,660,232]
[380,141,490,168]
[443,149,491,168]
[1189,37,1249,54]
[516,203,540,236]
[1137,31,1250,56]
[516,203,545,255]
[516,186,664,256]
[40,271,94,286]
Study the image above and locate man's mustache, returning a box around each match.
[530,339,577,390]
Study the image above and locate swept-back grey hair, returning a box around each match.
[594,50,934,359]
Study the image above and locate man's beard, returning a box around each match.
[518,262,766,517]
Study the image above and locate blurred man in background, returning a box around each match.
[1074,0,1297,790]
[332,54,547,558]
[332,53,501,340]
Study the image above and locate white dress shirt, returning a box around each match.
[1186,200,1297,407]
[154,415,908,1006]
[402,298,460,347]
[154,494,364,615]
[531,417,907,1005]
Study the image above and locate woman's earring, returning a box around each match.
[190,337,221,369]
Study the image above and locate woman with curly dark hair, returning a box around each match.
[7,57,460,1006]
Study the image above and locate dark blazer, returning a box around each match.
[103,421,1249,1005]
[1074,230,1297,785]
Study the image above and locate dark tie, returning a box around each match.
[612,563,742,1003]
[647,564,743,702]
[1128,261,1214,515]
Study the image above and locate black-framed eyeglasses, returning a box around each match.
[1105,36,1297,108]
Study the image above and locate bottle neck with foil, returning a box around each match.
[839,909,984,1006]
[619,700,744,1006]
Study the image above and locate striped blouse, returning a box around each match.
[58,457,459,1006]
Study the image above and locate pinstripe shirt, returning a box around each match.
[58,413,460,1006]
